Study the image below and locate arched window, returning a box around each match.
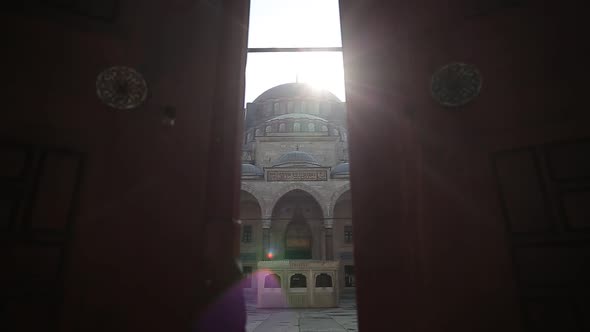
[265,125,272,133]
[273,102,280,114]
[263,102,272,116]
[255,128,262,136]
[315,273,333,287]
[290,273,307,288]
[280,102,287,114]
[264,274,281,288]
[321,125,328,132]
[308,123,315,132]
[293,122,301,132]
[279,123,286,132]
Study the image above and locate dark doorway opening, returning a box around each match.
[344,265,355,287]
[284,207,312,259]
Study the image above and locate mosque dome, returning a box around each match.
[241,163,263,176]
[331,163,350,177]
[254,83,341,103]
[273,151,321,167]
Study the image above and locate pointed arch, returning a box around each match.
[240,182,266,216]
[328,182,351,217]
[266,183,328,218]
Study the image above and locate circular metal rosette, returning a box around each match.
[96,66,148,110]
[431,62,482,107]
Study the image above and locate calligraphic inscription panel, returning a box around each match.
[267,170,328,181]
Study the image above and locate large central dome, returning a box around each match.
[254,83,341,103]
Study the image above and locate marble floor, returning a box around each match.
[245,289,358,332]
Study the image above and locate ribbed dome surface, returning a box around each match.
[254,83,340,103]
[274,151,320,167]
[331,163,350,176]
[241,163,263,176]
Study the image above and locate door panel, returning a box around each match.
[494,139,590,331]
[2,1,248,331]
[340,0,589,331]
[0,143,83,331]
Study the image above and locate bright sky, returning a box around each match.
[245,0,345,104]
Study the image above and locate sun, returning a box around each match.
[296,53,345,97]
[244,51,346,104]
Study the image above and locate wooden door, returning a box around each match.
[1,143,83,331]
[1,1,248,331]
[340,1,589,331]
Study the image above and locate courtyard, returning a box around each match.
[245,289,358,332]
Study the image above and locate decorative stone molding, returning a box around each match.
[96,66,148,110]
[431,62,482,107]
[267,169,328,182]
[323,218,334,229]
[258,260,340,269]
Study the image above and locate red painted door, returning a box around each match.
[340,1,589,331]
[1,1,248,331]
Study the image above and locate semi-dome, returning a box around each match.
[331,163,350,177]
[241,163,263,176]
[273,151,320,167]
[266,113,328,122]
[254,83,341,103]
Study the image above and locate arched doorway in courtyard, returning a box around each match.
[271,189,324,260]
[284,205,313,259]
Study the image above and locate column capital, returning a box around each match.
[262,219,271,228]
[323,218,334,229]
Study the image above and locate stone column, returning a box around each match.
[262,219,271,260]
[324,218,334,260]
[320,228,326,260]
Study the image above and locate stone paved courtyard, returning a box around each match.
[245,289,358,332]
